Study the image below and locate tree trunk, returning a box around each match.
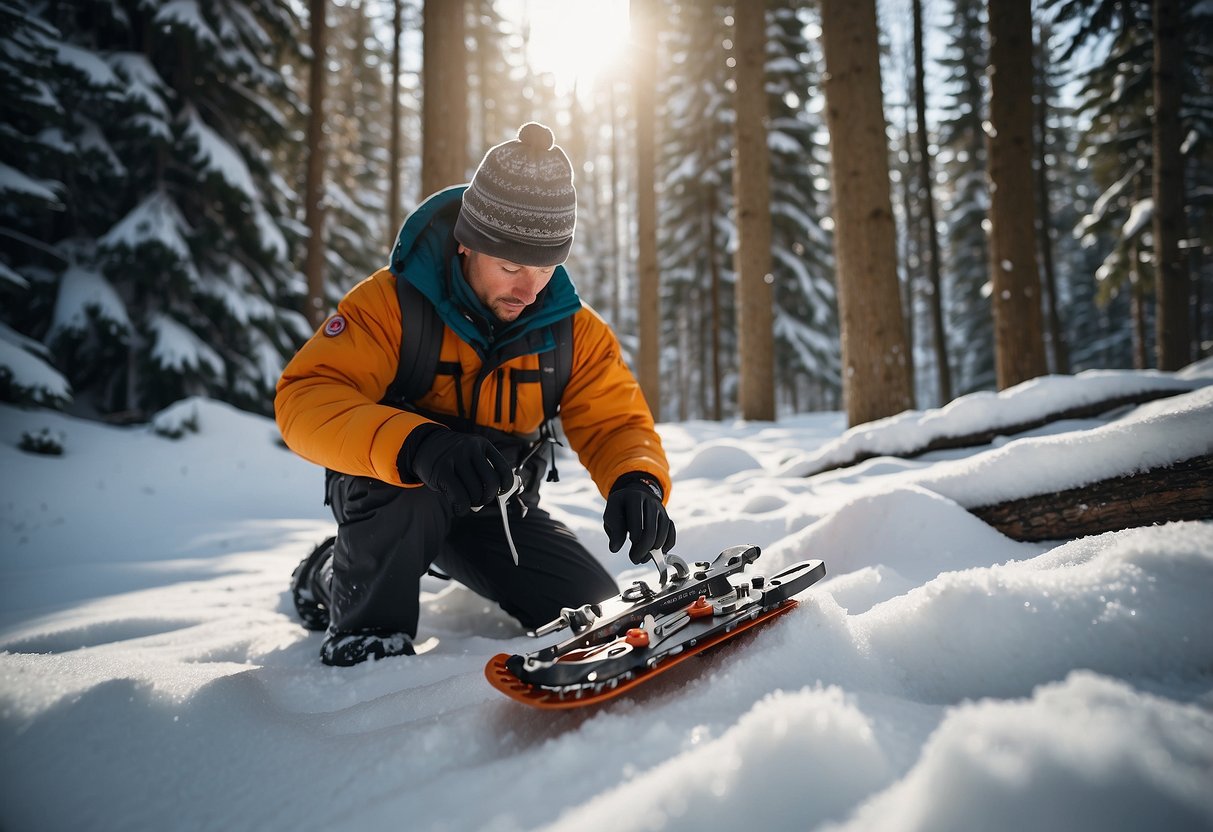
[421,0,467,199]
[303,0,328,328]
[820,0,914,427]
[609,79,623,327]
[732,4,776,421]
[387,0,403,240]
[913,0,951,405]
[1034,27,1068,375]
[631,0,661,420]
[986,0,1048,390]
[898,94,918,399]
[967,454,1213,542]
[1193,213,1207,354]
[1131,237,1148,370]
[706,183,723,422]
[1152,0,1190,370]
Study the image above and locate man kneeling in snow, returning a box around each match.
[275,123,676,666]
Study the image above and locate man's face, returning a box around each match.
[459,247,557,322]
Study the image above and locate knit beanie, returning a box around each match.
[454,122,577,267]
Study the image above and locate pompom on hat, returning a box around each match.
[454,122,577,267]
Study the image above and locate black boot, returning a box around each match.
[320,629,415,666]
[290,536,334,631]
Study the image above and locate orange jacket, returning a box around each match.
[275,266,670,501]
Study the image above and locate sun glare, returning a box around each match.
[519,0,631,94]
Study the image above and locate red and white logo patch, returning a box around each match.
[323,315,347,337]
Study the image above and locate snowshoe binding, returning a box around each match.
[485,544,825,709]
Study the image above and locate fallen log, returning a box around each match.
[966,453,1213,542]
[798,387,1193,477]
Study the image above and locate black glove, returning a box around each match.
[603,473,676,565]
[403,426,514,517]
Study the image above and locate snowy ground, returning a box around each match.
[2,365,1212,832]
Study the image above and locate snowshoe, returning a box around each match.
[485,545,825,709]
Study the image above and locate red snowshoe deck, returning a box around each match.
[486,599,799,709]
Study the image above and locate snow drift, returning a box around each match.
[2,365,1212,831]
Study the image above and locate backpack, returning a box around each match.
[383,277,574,482]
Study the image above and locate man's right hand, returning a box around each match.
[408,429,514,516]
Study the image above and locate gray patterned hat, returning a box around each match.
[454,122,577,267]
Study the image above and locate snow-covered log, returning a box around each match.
[966,454,1213,542]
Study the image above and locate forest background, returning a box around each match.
[2,0,1210,431]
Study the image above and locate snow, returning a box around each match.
[47,264,131,340]
[184,109,258,200]
[99,190,193,264]
[108,53,169,110]
[778,368,1212,478]
[155,0,220,49]
[0,161,63,205]
[53,42,119,89]
[0,328,71,406]
[0,260,28,290]
[148,312,225,375]
[2,368,1212,832]
[1123,197,1154,240]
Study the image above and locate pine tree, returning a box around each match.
[1045,0,1213,366]
[765,1,839,411]
[660,0,735,421]
[324,0,398,281]
[1,0,308,417]
[0,3,75,407]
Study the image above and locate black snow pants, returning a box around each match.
[323,470,618,638]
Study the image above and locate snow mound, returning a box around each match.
[544,687,891,831]
[835,672,1213,832]
[673,440,764,479]
[2,371,1211,832]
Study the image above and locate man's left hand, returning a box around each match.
[603,474,676,565]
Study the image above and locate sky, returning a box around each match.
[2,361,1211,831]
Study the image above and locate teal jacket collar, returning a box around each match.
[388,186,581,356]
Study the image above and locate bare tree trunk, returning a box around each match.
[1131,238,1148,370]
[1194,213,1208,354]
[733,4,776,421]
[820,0,914,426]
[303,0,328,328]
[1034,25,1069,375]
[1153,0,1190,370]
[421,0,467,199]
[631,0,661,420]
[1131,175,1149,370]
[898,92,918,399]
[913,0,951,404]
[387,0,403,240]
[986,0,1048,389]
[707,185,723,422]
[472,0,489,152]
[609,79,623,327]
